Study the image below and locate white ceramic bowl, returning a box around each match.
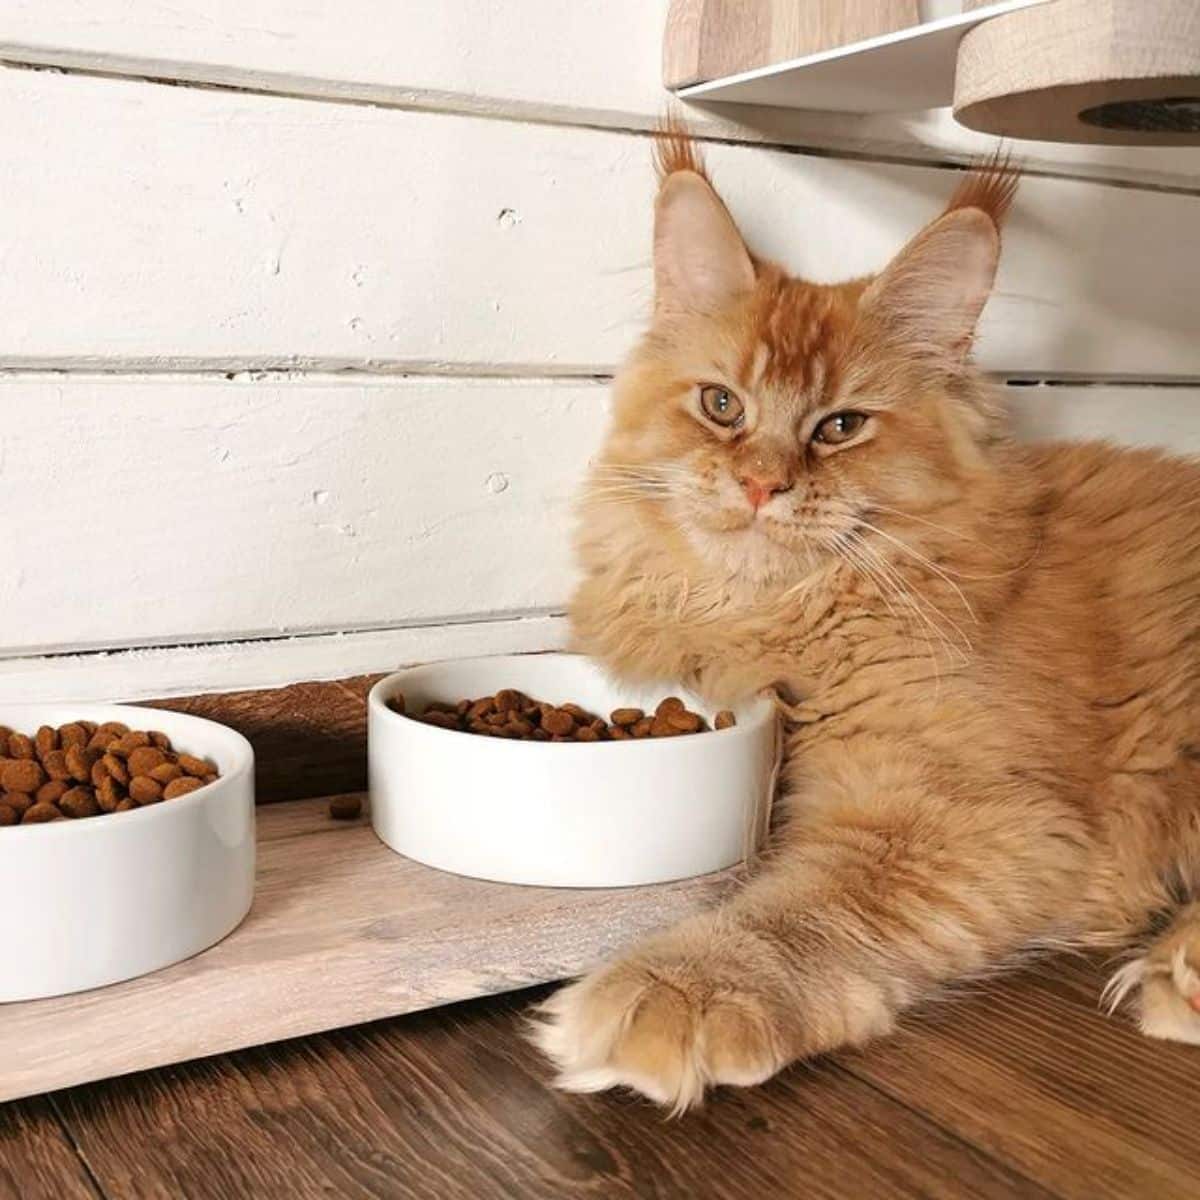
[0,704,256,1003]
[368,653,780,888]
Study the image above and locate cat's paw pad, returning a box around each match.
[530,964,783,1112]
[1105,934,1200,1044]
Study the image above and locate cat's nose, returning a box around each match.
[739,472,791,511]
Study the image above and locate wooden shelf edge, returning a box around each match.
[675,0,1052,114]
[0,795,732,1103]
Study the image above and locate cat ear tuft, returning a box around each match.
[860,206,1001,365]
[654,170,755,317]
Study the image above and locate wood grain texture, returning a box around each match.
[956,0,1200,144]
[0,1097,97,1200]
[46,991,1051,1200]
[0,378,600,657]
[841,955,1200,1199]
[2,71,1199,378]
[0,795,732,1103]
[6,0,1193,188]
[663,0,919,89]
[145,677,379,804]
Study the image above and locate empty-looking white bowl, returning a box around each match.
[368,653,780,888]
[0,704,255,1003]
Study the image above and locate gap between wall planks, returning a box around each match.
[0,794,733,1105]
[5,381,1200,702]
[2,0,1200,190]
[3,70,1199,380]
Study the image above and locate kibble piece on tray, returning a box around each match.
[385,691,736,742]
[0,722,220,827]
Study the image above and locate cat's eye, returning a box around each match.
[699,385,745,428]
[812,411,868,446]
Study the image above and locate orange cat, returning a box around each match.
[533,129,1200,1110]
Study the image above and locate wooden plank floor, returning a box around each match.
[3,955,1199,1199]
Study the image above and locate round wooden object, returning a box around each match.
[954,0,1200,145]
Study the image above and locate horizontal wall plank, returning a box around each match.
[2,2,1199,189]
[1,69,1198,378]
[0,616,570,704]
[0,377,601,656]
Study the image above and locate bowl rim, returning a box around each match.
[367,652,777,752]
[0,702,255,840]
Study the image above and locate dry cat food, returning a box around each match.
[0,722,219,827]
[386,690,736,742]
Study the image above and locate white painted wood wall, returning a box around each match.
[2,1,1198,702]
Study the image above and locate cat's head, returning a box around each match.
[586,130,1017,588]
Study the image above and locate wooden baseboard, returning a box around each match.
[0,794,731,1103]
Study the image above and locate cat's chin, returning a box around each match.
[685,519,821,587]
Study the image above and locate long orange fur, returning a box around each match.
[533,130,1200,1110]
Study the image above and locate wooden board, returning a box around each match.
[663,0,920,90]
[0,378,601,657]
[677,0,1051,111]
[3,70,1200,378]
[4,0,1198,188]
[0,794,732,1104]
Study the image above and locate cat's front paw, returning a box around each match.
[531,953,785,1112]
[1106,917,1200,1044]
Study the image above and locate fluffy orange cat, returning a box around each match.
[533,130,1200,1110]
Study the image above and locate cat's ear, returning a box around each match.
[654,170,755,317]
[860,207,1000,364]
[860,156,1017,364]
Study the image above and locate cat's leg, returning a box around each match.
[1105,901,1200,1044]
[533,766,1087,1110]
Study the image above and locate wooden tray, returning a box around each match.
[0,795,730,1103]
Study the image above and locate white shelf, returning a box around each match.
[677,0,1050,114]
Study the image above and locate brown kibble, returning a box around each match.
[329,795,363,821]
[35,725,59,758]
[148,731,172,750]
[149,762,184,784]
[506,718,535,736]
[78,720,98,735]
[610,707,644,727]
[66,745,99,782]
[113,731,152,757]
[115,798,140,812]
[58,723,90,750]
[86,729,118,752]
[468,697,495,719]
[3,792,33,816]
[2,759,46,794]
[101,753,130,785]
[714,710,737,730]
[609,726,630,740]
[0,804,16,827]
[163,776,206,800]
[8,733,35,760]
[60,787,101,819]
[97,722,129,737]
[129,776,163,805]
[42,749,72,781]
[96,776,124,812]
[0,726,9,746]
[388,692,407,715]
[576,726,600,742]
[631,718,654,738]
[36,780,70,806]
[22,803,63,824]
[666,709,703,733]
[561,703,592,722]
[541,709,575,736]
[128,746,167,776]
[420,711,461,731]
[530,728,550,741]
[650,717,681,738]
[655,696,686,718]
[177,753,215,778]
[494,689,525,714]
